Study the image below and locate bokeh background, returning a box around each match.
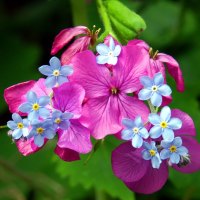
[1,0,200,199]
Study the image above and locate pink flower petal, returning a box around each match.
[4,80,35,113]
[128,39,150,51]
[61,36,91,65]
[70,50,111,98]
[104,35,120,46]
[173,136,200,173]
[57,119,92,154]
[125,161,169,194]
[172,109,196,137]
[53,82,85,119]
[51,26,89,55]
[157,53,184,92]
[111,142,148,182]
[54,145,80,162]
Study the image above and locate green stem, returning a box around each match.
[147,100,156,113]
[0,125,7,129]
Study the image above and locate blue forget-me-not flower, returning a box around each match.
[121,116,149,148]
[39,56,73,88]
[96,37,121,65]
[138,72,172,107]
[7,113,29,139]
[148,106,182,142]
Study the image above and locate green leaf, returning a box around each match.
[55,136,135,200]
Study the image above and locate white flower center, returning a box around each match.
[53,70,60,77]
[151,85,158,92]
[133,127,139,134]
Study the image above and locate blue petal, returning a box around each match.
[121,129,133,140]
[168,118,182,130]
[149,126,162,139]
[122,118,135,128]
[158,84,172,96]
[96,44,109,55]
[138,89,152,100]
[148,113,161,125]
[160,106,171,122]
[139,128,149,139]
[172,137,182,147]
[45,76,57,88]
[96,55,109,64]
[153,72,164,85]
[44,129,56,139]
[52,110,62,118]
[49,56,61,70]
[39,108,50,119]
[161,140,171,148]
[34,135,44,147]
[134,116,143,128]
[19,103,32,113]
[177,146,188,155]
[109,37,115,51]
[62,112,74,120]
[7,121,17,130]
[162,128,174,142]
[60,66,73,76]
[57,76,68,85]
[113,45,121,56]
[140,76,153,88]
[22,119,29,127]
[151,155,161,169]
[160,149,171,160]
[22,128,29,137]
[150,92,162,107]
[170,153,180,164]
[28,111,39,121]
[143,141,152,150]
[12,129,23,139]
[59,120,70,130]
[142,149,151,160]
[12,113,22,123]
[27,91,37,103]
[39,65,52,76]
[38,96,50,107]
[107,56,117,65]
[132,134,143,148]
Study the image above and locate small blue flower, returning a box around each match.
[39,56,73,88]
[142,141,162,169]
[121,116,149,148]
[29,120,56,147]
[52,110,73,130]
[160,137,188,164]
[138,73,172,107]
[19,91,50,121]
[96,37,121,65]
[148,106,182,142]
[7,113,29,139]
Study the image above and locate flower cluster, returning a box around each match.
[4,25,200,194]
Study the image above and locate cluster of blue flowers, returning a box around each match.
[121,73,189,169]
[7,57,74,147]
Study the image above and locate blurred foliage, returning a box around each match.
[1,0,200,200]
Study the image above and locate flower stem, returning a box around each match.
[0,125,7,129]
[147,100,157,113]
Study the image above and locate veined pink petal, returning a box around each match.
[104,35,120,46]
[51,26,89,55]
[4,80,35,113]
[111,142,148,182]
[16,138,44,156]
[157,53,184,92]
[61,36,91,65]
[128,39,150,51]
[54,146,80,162]
[173,136,200,173]
[149,59,166,79]
[81,96,121,139]
[125,161,168,194]
[172,109,196,137]
[53,82,85,119]
[57,119,92,154]
[113,45,149,93]
[70,50,111,98]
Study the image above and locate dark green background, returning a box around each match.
[1,0,200,199]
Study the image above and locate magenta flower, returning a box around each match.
[128,39,184,92]
[69,45,150,139]
[51,26,100,65]
[112,109,200,194]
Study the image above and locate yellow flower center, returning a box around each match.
[55,118,61,124]
[53,70,60,76]
[133,127,139,134]
[36,127,44,134]
[149,149,156,156]
[32,103,40,111]
[169,145,177,153]
[151,85,158,92]
[160,121,168,128]
[17,123,24,129]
